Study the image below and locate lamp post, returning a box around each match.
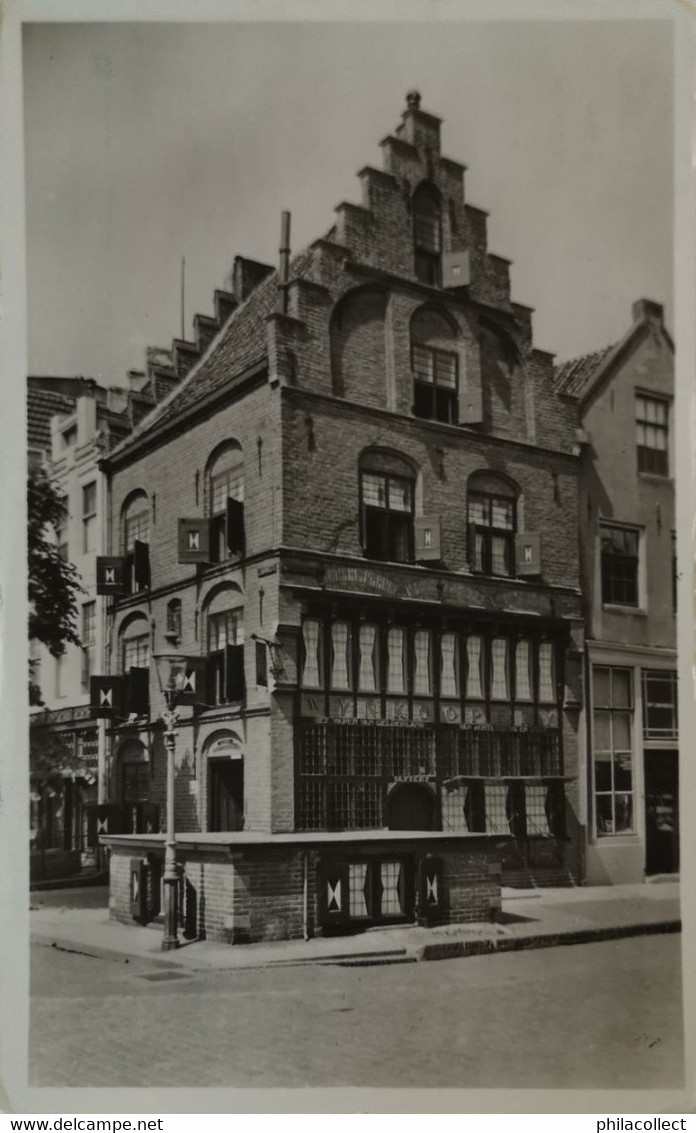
[153,648,190,952]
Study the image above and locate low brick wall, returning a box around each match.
[105,832,504,945]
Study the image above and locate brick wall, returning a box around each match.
[281,389,580,591]
[107,836,504,943]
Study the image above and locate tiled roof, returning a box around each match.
[111,248,317,452]
[27,388,76,451]
[553,344,616,398]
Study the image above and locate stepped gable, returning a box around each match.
[553,344,615,399]
[28,387,77,451]
[113,248,315,448]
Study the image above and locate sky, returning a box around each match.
[22,19,673,386]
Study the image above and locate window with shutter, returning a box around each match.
[467,473,518,578]
[207,608,244,705]
[206,443,244,563]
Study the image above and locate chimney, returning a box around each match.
[229,256,275,304]
[632,298,664,325]
[279,210,291,315]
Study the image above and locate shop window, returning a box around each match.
[207,608,244,705]
[386,627,406,695]
[636,393,669,476]
[301,618,323,689]
[600,523,639,607]
[440,633,459,698]
[206,443,244,562]
[360,461,415,564]
[467,473,518,578]
[330,621,352,691]
[358,624,379,693]
[490,637,510,700]
[592,666,634,836]
[413,182,442,286]
[465,635,484,700]
[413,630,432,696]
[642,670,678,740]
[515,639,532,702]
[538,642,556,703]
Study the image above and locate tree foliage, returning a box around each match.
[28,464,83,661]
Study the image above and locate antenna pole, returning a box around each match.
[180,256,186,340]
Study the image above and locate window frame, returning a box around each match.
[411,343,459,424]
[600,522,640,608]
[412,185,443,287]
[635,392,669,477]
[206,446,244,564]
[641,669,678,741]
[468,487,517,578]
[81,600,96,692]
[360,468,415,564]
[207,607,245,706]
[592,665,634,837]
[82,481,97,554]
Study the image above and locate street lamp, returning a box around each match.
[152,647,190,951]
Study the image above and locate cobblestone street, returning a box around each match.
[30,934,683,1090]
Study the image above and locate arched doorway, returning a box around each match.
[204,731,244,832]
[386,783,437,831]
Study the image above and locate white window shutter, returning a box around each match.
[414,516,442,562]
[515,531,541,576]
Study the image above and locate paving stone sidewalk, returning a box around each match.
[30,879,680,972]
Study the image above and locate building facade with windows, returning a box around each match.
[101,93,586,943]
[554,299,677,884]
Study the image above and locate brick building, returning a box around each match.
[101,93,586,943]
[555,300,677,883]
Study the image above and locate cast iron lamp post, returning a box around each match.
[153,648,190,952]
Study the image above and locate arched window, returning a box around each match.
[330,287,388,405]
[204,586,245,705]
[413,182,442,286]
[359,450,416,564]
[165,598,182,641]
[205,443,244,563]
[410,307,459,424]
[122,491,151,593]
[467,472,518,578]
[119,614,151,716]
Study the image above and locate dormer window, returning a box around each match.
[413,183,442,287]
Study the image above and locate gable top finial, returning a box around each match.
[406,89,422,111]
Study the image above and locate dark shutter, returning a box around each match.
[129,859,147,920]
[133,540,151,589]
[255,640,268,687]
[90,676,123,719]
[96,556,126,596]
[317,860,351,926]
[126,667,150,716]
[177,657,208,706]
[507,782,527,840]
[226,498,245,556]
[178,518,211,564]
[225,643,245,702]
[546,781,567,839]
[418,856,445,921]
[466,523,479,570]
[464,781,485,832]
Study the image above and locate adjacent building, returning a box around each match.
[554,299,677,883]
[100,93,587,943]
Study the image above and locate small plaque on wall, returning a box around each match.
[355,697,382,721]
[439,702,461,724]
[412,699,435,723]
[300,693,325,717]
